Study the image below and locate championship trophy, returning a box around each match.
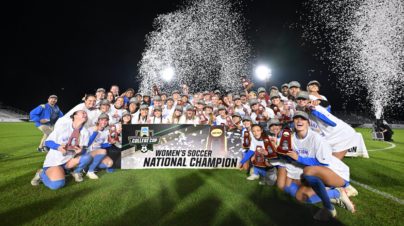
[64,128,81,156]
[197,110,208,124]
[206,125,227,157]
[264,136,278,159]
[255,105,268,122]
[241,77,254,91]
[152,84,160,96]
[251,145,268,168]
[108,124,120,143]
[242,130,251,149]
[276,128,292,154]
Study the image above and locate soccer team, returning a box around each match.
[29,81,362,220]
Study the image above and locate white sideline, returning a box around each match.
[367,142,396,152]
[351,180,404,205]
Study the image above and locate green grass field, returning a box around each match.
[0,123,403,226]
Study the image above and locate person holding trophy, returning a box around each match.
[31,110,92,190]
[279,111,355,221]
[85,113,115,179]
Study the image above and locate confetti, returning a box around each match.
[138,0,251,94]
[300,0,404,119]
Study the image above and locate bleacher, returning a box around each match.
[0,103,29,122]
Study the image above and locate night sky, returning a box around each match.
[3,0,355,116]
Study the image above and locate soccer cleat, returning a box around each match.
[336,187,356,213]
[345,184,359,197]
[71,172,83,182]
[246,174,259,181]
[37,147,44,152]
[31,169,42,186]
[43,146,50,152]
[86,172,99,180]
[313,207,337,221]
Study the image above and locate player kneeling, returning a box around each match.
[281,111,355,221]
[31,110,92,190]
[85,113,115,179]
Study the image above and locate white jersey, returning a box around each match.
[309,94,327,101]
[248,133,284,167]
[55,103,98,128]
[287,129,350,181]
[310,105,358,152]
[87,127,109,152]
[43,121,90,167]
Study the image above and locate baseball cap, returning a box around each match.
[293,111,309,120]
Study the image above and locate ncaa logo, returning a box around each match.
[141,127,149,137]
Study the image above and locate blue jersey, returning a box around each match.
[30,103,63,127]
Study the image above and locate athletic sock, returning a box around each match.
[302,174,334,210]
[307,189,340,204]
[284,182,299,198]
[73,154,92,173]
[88,154,106,172]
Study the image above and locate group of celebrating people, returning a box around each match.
[29,79,363,221]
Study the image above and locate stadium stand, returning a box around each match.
[0,102,29,122]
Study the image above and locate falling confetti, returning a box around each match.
[300,0,404,119]
[138,0,251,94]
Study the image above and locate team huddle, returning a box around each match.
[29,80,363,221]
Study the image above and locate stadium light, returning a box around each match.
[255,65,272,81]
[161,67,175,81]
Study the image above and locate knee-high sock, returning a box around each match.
[74,154,93,173]
[306,189,340,204]
[240,150,254,164]
[284,182,299,198]
[88,154,106,172]
[99,162,108,169]
[302,174,334,210]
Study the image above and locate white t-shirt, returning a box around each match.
[110,105,124,124]
[179,115,200,124]
[286,129,350,181]
[43,121,90,167]
[215,115,228,126]
[163,105,175,119]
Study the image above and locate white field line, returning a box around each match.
[367,142,396,152]
[351,180,404,205]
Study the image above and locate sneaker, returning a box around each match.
[71,172,83,182]
[86,172,99,180]
[336,187,356,213]
[345,184,359,197]
[246,174,259,181]
[31,169,42,186]
[313,207,337,221]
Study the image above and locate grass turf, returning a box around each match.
[0,122,403,226]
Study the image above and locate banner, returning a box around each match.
[121,124,244,169]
